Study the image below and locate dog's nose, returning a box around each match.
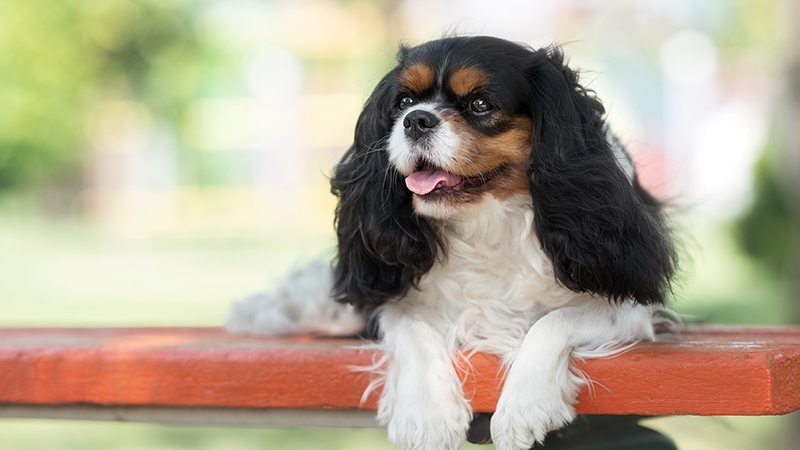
[403,110,439,141]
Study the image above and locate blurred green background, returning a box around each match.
[2,0,800,449]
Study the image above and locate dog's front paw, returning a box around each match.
[490,385,575,450]
[386,408,470,450]
[379,386,471,450]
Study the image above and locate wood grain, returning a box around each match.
[1,325,798,416]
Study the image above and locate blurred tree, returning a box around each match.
[780,1,800,322]
[0,0,204,191]
[735,150,799,279]
[735,0,800,317]
[733,1,800,445]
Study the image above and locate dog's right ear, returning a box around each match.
[330,66,441,310]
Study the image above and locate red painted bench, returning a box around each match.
[1,325,799,428]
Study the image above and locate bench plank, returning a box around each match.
[1,326,798,417]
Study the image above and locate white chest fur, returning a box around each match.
[382,194,587,357]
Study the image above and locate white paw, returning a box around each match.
[384,405,471,450]
[490,385,575,450]
[379,383,471,450]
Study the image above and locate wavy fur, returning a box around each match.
[330,68,442,309]
[526,47,676,304]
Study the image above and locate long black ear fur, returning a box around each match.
[330,68,441,310]
[527,47,676,305]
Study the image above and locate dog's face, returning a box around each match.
[385,40,535,218]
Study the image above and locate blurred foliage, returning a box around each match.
[0,420,400,450]
[734,148,800,278]
[0,0,203,190]
[717,0,783,47]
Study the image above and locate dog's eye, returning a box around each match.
[469,97,493,113]
[398,96,416,110]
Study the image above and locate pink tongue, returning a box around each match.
[405,168,462,195]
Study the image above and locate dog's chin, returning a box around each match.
[412,192,474,218]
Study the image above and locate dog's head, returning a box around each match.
[386,38,534,218]
[331,36,675,309]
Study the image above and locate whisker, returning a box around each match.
[458,150,487,185]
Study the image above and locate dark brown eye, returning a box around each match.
[469,97,492,113]
[398,96,415,110]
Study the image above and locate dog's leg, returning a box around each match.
[378,308,472,450]
[490,301,655,450]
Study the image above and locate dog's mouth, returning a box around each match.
[404,161,505,196]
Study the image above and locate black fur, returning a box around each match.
[330,68,441,309]
[526,47,676,304]
[330,36,675,310]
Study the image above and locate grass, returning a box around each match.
[0,208,796,450]
[0,420,401,450]
[0,214,335,327]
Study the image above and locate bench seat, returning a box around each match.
[1,325,799,427]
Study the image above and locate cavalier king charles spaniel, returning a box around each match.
[227,36,676,450]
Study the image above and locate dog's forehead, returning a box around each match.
[397,38,530,97]
[399,61,489,97]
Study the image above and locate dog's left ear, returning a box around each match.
[526,47,676,305]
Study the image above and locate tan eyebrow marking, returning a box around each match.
[449,66,489,97]
[400,63,435,93]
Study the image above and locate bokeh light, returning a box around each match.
[0,1,797,449]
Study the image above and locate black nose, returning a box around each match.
[403,110,439,141]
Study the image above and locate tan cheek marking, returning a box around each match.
[483,120,533,201]
[400,64,435,93]
[446,116,533,201]
[449,66,489,97]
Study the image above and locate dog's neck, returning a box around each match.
[434,193,536,252]
[409,196,576,310]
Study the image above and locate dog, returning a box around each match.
[226,36,677,450]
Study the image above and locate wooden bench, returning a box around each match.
[1,325,799,447]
